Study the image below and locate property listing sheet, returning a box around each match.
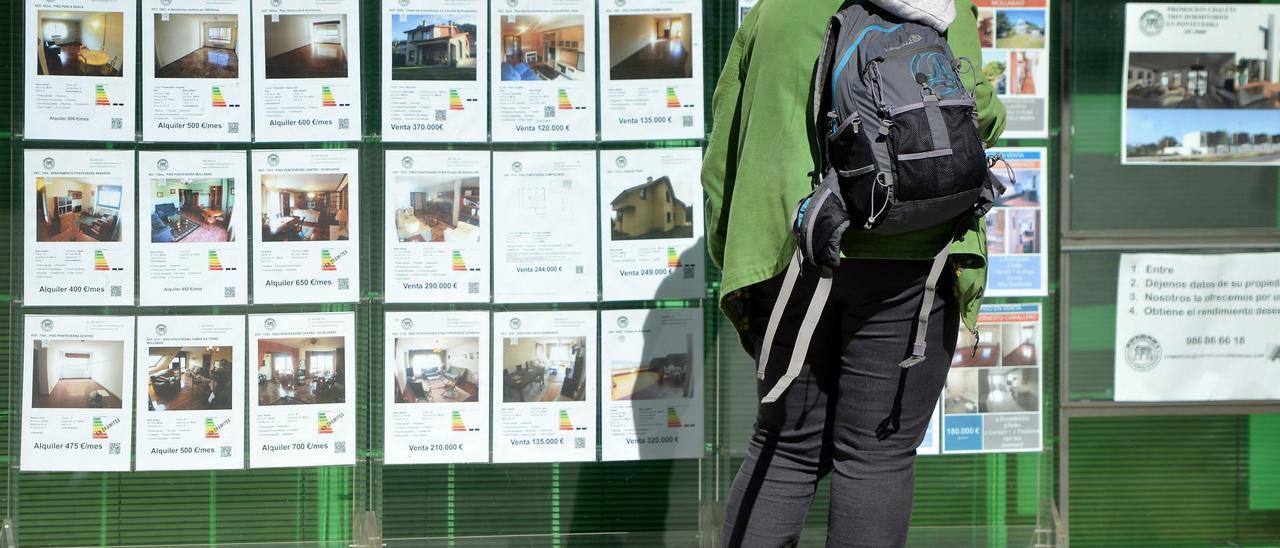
[600,148,705,300]
[138,151,247,306]
[252,0,362,142]
[600,308,704,461]
[382,0,487,142]
[249,312,357,468]
[492,310,598,463]
[134,315,245,471]
[943,303,1043,453]
[24,149,135,307]
[24,0,136,141]
[984,147,1048,297]
[384,150,490,303]
[736,0,756,27]
[598,0,703,141]
[974,0,1050,138]
[384,311,491,465]
[490,0,596,141]
[142,0,251,142]
[1122,4,1280,165]
[492,150,598,303]
[917,401,942,456]
[21,315,135,472]
[1115,253,1280,401]
[251,149,359,304]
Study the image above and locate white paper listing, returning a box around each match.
[600,148,705,301]
[382,0,488,142]
[384,311,491,464]
[24,0,137,141]
[600,308,704,461]
[249,312,357,468]
[252,0,362,142]
[384,150,490,303]
[1115,253,1280,401]
[492,311,598,463]
[251,149,360,304]
[24,149,135,307]
[135,316,245,471]
[142,0,251,142]
[598,0,703,141]
[490,0,597,142]
[492,150,598,303]
[21,315,135,472]
[138,151,248,306]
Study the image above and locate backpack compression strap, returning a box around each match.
[757,248,835,404]
[898,243,951,368]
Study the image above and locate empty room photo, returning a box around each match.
[150,178,235,243]
[392,337,481,404]
[257,337,346,406]
[260,174,351,242]
[36,10,125,77]
[610,175,695,240]
[31,339,125,409]
[501,337,587,403]
[1001,323,1039,366]
[153,14,238,78]
[263,14,349,79]
[979,367,1039,413]
[608,13,693,80]
[610,333,695,401]
[499,15,586,81]
[952,324,1002,368]
[34,177,124,243]
[391,15,477,81]
[393,176,481,243]
[145,346,233,411]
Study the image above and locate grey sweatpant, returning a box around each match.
[721,258,960,547]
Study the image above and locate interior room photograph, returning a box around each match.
[390,15,477,81]
[34,177,124,243]
[995,169,1041,207]
[391,337,481,404]
[36,10,125,77]
[1001,323,1039,366]
[610,333,695,400]
[499,15,586,81]
[979,367,1040,413]
[392,176,480,243]
[609,175,695,240]
[256,337,346,406]
[31,339,125,409]
[153,14,238,79]
[607,13,693,80]
[150,178,235,243]
[952,324,1003,368]
[262,14,349,79]
[501,337,587,403]
[260,174,351,242]
[145,346,233,411]
[943,368,979,415]
[985,209,1007,256]
[1127,50,1280,109]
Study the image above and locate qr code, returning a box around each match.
[110,285,122,297]
[111,118,122,129]
[338,278,350,290]
[220,446,232,458]
[574,437,586,449]
[435,109,447,121]
[683,115,694,127]
[468,282,479,294]
[338,118,349,130]
[224,286,235,298]
[544,105,555,118]
[683,265,695,279]
[575,265,584,274]
[335,441,347,454]
[109,443,121,455]
[228,122,239,134]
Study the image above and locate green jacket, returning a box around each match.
[702,0,1006,353]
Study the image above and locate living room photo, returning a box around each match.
[263,14,349,79]
[260,174,351,242]
[390,14,477,81]
[392,175,481,243]
[392,336,481,404]
[257,337,346,406]
[608,13,693,80]
[34,177,124,243]
[150,178,235,243]
[610,333,695,401]
[499,15,586,81]
[501,337,587,403]
[609,175,695,241]
[31,339,125,409]
[36,10,126,77]
[153,14,238,79]
[145,346,233,411]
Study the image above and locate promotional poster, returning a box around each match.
[490,0,597,141]
[24,149,135,307]
[598,0,703,141]
[384,150,490,303]
[492,310,598,463]
[985,147,1048,297]
[135,315,245,471]
[943,303,1043,453]
[251,149,360,304]
[248,312,357,468]
[382,0,488,142]
[384,311,491,464]
[141,0,251,142]
[21,315,135,472]
[975,0,1050,138]
[138,151,248,306]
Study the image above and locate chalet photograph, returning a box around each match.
[31,339,125,409]
[262,14,349,79]
[257,337,346,406]
[260,173,351,242]
[390,15,476,81]
[150,178,235,243]
[36,10,125,77]
[609,175,694,241]
[499,15,586,81]
[501,337,587,403]
[392,175,480,243]
[608,13,693,80]
[145,346,233,411]
[153,14,238,79]
[33,177,124,243]
[610,333,695,400]
[391,336,481,404]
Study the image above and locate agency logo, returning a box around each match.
[156,159,169,171]
[42,157,55,170]
[271,0,282,7]
[615,0,626,6]
[399,0,410,6]
[401,156,414,169]
[41,319,54,332]
[511,161,523,173]
[507,0,518,7]
[400,317,413,331]
[1124,334,1162,371]
[509,317,521,330]
[615,155,627,168]
[617,315,629,329]
[1139,10,1163,37]
[161,0,172,6]
[267,154,280,167]
[155,323,167,336]
[264,318,277,331]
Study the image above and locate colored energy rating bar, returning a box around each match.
[320,249,337,271]
[666,407,682,428]
[211,86,227,107]
[208,250,223,271]
[321,86,337,107]
[449,89,464,110]
[95,85,110,106]
[452,250,467,271]
[92,417,109,439]
[557,89,573,110]
[318,413,334,434]
[558,409,574,430]
[204,418,221,438]
[94,250,110,271]
[667,247,681,268]
[666,87,681,108]
[451,410,467,432]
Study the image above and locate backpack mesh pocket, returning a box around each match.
[888,103,986,202]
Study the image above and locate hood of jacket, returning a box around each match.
[867,0,956,32]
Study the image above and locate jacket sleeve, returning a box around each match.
[948,0,1006,146]
[701,6,757,269]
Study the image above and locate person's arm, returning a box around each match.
[701,5,758,268]
[947,0,1006,146]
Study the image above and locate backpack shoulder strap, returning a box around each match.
[812,13,844,176]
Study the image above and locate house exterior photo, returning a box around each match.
[402,21,474,68]
[610,176,693,240]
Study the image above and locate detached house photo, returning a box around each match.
[390,15,477,81]
[609,175,694,241]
